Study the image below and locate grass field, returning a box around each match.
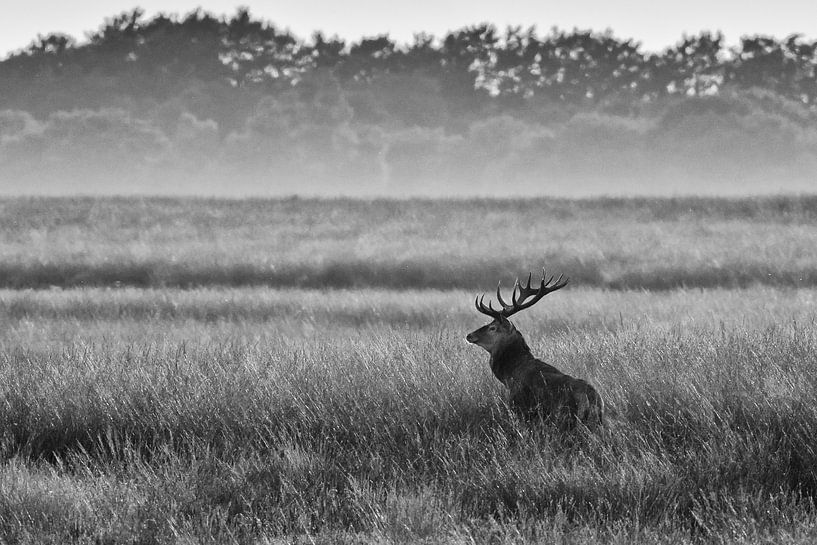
[3,196,817,290]
[2,196,817,543]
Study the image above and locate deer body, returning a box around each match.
[467,270,604,429]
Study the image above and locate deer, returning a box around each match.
[466,270,604,430]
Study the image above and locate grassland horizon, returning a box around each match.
[3,194,817,291]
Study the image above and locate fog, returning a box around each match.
[2,10,816,197]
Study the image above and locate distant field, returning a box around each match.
[2,195,817,289]
[1,286,817,542]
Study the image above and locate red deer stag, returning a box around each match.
[466,270,604,429]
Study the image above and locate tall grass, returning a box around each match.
[1,286,817,542]
[2,196,817,290]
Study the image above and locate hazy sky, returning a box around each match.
[2,0,817,58]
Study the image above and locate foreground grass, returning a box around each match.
[2,196,817,290]
[1,286,817,543]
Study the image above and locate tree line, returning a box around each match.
[1,8,816,196]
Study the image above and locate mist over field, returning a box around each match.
[2,9,817,197]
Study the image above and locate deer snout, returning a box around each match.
[466,332,477,343]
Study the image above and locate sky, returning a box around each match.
[2,0,817,58]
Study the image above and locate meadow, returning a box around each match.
[2,196,817,290]
[1,196,817,543]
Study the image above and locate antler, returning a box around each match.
[475,268,569,320]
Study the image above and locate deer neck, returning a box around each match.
[489,334,533,382]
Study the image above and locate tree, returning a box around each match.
[655,32,725,96]
[731,35,817,105]
[337,35,397,82]
[437,25,497,113]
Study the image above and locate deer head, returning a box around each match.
[466,269,568,355]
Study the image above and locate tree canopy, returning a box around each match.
[2,9,816,196]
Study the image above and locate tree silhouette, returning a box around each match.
[731,35,817,104]
[658,32,725,96]
[2,9,817,196]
